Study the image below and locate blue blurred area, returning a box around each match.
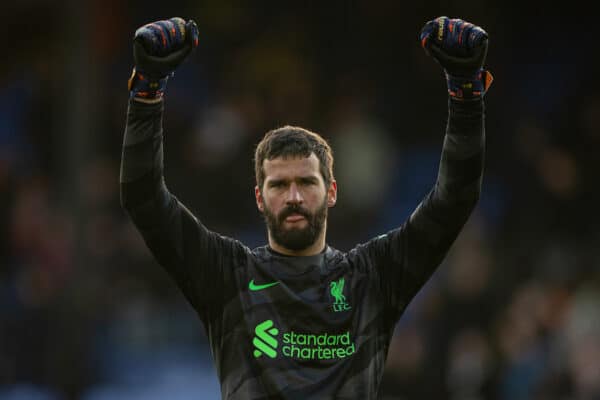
[1,1,600,399]
[83,351,220,400]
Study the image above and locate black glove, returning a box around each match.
[420,16,493,99]
[128,17,199,100]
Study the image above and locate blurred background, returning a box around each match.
[2,1,600,399]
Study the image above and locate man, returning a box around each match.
[120,15,492,399]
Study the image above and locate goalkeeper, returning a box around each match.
[120,16,492,399]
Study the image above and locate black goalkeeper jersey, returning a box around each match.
[120,97,485,399]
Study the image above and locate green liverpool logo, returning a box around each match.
[330,278,351,312]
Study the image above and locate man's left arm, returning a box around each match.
[360,17,492,321]
[400,94,485,298]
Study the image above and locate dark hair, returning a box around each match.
[254,125,334,190]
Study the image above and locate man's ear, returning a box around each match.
[255,185,264,212]
[327,180,337,207]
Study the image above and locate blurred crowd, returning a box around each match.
[1,1,599,399]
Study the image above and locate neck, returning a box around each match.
[268,223,327,256]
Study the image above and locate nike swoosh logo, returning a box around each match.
[249,279,280,291]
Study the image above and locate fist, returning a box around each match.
[133,17,199,78]
[420,16,488,77]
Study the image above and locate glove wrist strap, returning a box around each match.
[128,68,171,100]
[446,68,493,100]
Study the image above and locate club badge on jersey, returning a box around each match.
[330,278,351,312]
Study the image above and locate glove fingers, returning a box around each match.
[168,17,186,44]
[134,17,189,57]
[426,37,488,77]
[186,19,199,48]
[467,26,488,48]
[154,20,180,50]
[420,16,489,76]
[442,19,469,57]
[427,18,487,55]
[456,21,487,51]
[134,25,161,55]
[420,16,448,48]
[419,20,436,49]
[424,40,444,64]
[421,16,488,51]
[132,17,198,78]
[133,40,192,77]
[158,42,193,71]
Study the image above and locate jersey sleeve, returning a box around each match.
[354,97,485,325]
[119,99,246,324]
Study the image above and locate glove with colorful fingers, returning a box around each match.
[419,16,493,100]
[128,17,199,101]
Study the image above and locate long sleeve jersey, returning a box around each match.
[119,97,485,400]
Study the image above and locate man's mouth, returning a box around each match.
[284,213,306,223]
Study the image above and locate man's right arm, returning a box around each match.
[119,18,247,324]
[120,98,248,325]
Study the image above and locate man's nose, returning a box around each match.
[286,183,303,204]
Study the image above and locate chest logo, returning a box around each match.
[330,278,351,312]
[249,279,280,291]
[252,319,356,360]
[253,319,279,358]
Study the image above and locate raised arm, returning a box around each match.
[119,18,241,323]
[358,17,492,323]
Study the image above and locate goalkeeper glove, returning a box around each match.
[128,17,199,100]
[420,16,493,99]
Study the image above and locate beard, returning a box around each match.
[263,196,328,252]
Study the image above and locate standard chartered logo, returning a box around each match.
[253,319,279,358]
[252,320,356,360]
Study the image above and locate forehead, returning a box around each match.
[263,153,321,180]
